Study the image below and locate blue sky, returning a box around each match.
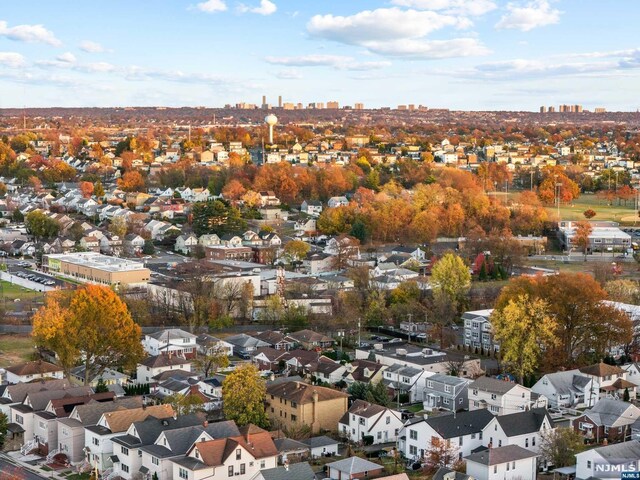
[0,0,638,110]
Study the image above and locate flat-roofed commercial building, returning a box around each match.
[558,220,631,253]
[42,252,151,286]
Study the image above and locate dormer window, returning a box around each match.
[236,448,241,460]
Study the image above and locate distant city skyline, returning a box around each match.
[0,1,638,110]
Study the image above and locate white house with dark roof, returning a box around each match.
[575,440,640,480]
[135,355,192,385]
[5,361,64,384]
[338,399,403,445]
[398,409,494,462]
[465,445,538,480]
[468,377,546,415]
[482,408,553,453]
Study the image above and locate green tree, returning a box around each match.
[431,253,471,311]
[12,208,24,223]
[143,239,155,255]
[222,364,269,428]
[0,411,7,448]
[95,378,109,393]
[94,180,105,198]
[605,279,639,304]
[539,428,584,468]
[25,211,60,240]
[109,216,128,238]
[192,199,247,236]
[491,294,558,383]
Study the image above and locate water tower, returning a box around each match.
[265,114,278,144]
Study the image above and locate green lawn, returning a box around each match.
[0,334,36,368]
[0,280,42,301]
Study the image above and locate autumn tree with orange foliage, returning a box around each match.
[495,273,632,370]
[538,168,580,205]
[221,179,246,202]
[32,286,144,384]
[118,171,146,192]
[79,181,94,198]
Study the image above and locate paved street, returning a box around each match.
[0,456,48,480]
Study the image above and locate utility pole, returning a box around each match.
[357,318,361,349]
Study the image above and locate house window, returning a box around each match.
[179,468,188,479]
[490,394,497,400]
[512,462,515,469]
[525,438,529,447]
[291,415,297,422]
[409,445,417,456]
[93,437,99,446]
[386,417,391,424]
[152,457,159,466]
[15,415,23,425]
[490,406,499,413]
[260,461,266,469]
[122,465,129,473]
[291,401,297,408]
[507,462,510,471]
[532,437,536,446]
[236,448,242,460]
[443,398,450,405]
[240,464,246,475]
[494,466,497,474]
[587,461,591,469]
[409,430,418,440]
[359,418,365,425]
[427,381,433,388]
[228,466,234,476]
[377,432,382,440]
[121,446,129,455]
[444,385,451,393]
[479,432,483,440]
[39,421,45,429]
[472,389,478,396]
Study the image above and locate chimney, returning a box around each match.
[203,420,208,428]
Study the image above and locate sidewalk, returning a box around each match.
[3,451,71,480]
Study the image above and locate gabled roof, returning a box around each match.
[140,355,190,368]
[465,445,538,466]
[5,360,62,376]
[423,409,494,439]
[346,399,387,419]
[287,329,333,344]
[258,462,315,480]
[583,440,640,462]
[580,399,640,428]
[101,404,174,433]
[147,328,196,342]
[70,397,144,426]
[579,362,626,378]
[469,376,522,395]
[301,435,340,449]
[495,408,552,437]
[273,437,309,453]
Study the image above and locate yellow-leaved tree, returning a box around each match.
[222,363,269,428]
[491,294,558,384]
[32,285,144,385]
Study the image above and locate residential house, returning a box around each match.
[327,196,349,208]
[79,236,100,252]
[468,377,546,415]
[326,457,384,480]
[142,328,197,358]
[462,309,498,352]
[422,374,470,412]
[198,234,221,247]
[338,400,403,445]
[313,358,348,384]
[575,440,640,480]
[301,436,340,458]
[343,360,386,386]
[195,333,234,357]
[483,408,553,453]
[175,234,198,255]
[252,331,295,351]
[100,233,123,256]
[4,361,63,384]
[135,355,192,385]
[573,399,640,444]
[69,366,129,389]
[170,425,278,480]
[531,370,594,409]
[84,404,174,472]
[57,397,145,464]
[398,410,494,462]
[225,334,270,359]
[259,191,281,207]
[252,462,315,480]
[301,200,323,217]
[266,381,348,434]
[382,364,433,404]
[465,445,538,480]
[287,329,334,350]
[124,234,145,255]
[578,362,636,403]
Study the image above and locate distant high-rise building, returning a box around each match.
[594,107,606,113]
[317,102,325,109]
[283,102,295,110]
[575,104,583,113]
[278,95,282,108]
[297,103,303,110]
[548,106,556,112]
[354,103,364,110]
[262,95,267,107]
[326,101,339,109]
[418,105,429,111]
[540,106,547,113]
[408,104,416,111]
[397,105,407,111]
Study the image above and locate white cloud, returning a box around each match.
[265,54,391,71]
[390,0,497,16]
[496,0,561,32]
[80,40,107,53]
[78,62,116,73]
[0,52,26,68]
[239,0,277,15]
[195,0,228,13]
[307,8,470,46]
[0,20,61,46]
[56,52,76,64]
[365,38,490,59]
[274,69,302,80]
